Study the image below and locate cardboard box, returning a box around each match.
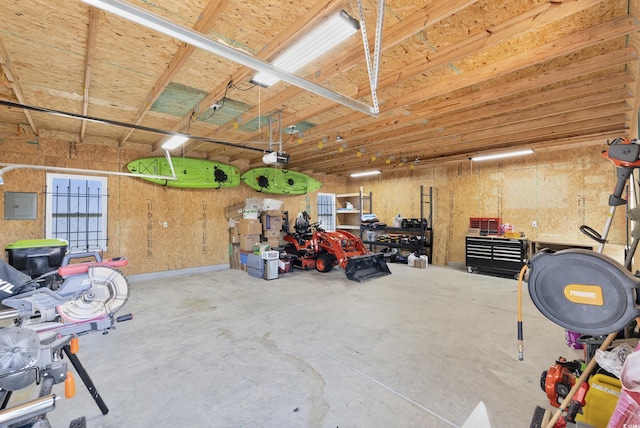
[266,236,281,249]
[225,202,245,220]
[229,243,240,270]
[237,219,262,235]
[261,212,283,231]
[229,228,239,244]
[239,234,260,252]
[412,256,428,269]
[243,209,259,219]
[263,229,280,238]
[263,209,282,216]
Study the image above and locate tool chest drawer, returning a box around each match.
[465,236,528,278]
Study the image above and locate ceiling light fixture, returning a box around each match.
[251,11,359,88]
[350,170,381,178]
[161,135,189,150]
[80,0,376,117]
[471,149,534,162]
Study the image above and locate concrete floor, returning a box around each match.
[36,262,579,427]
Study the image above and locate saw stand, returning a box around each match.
[0,343,109,428]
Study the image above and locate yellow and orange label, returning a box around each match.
[564,284,604,306]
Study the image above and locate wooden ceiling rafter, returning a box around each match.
[284,54,635,173]
[222,0,599,151]
[233,3,633,166]
[291,101,632,174]
[324,72,635,145]
[298,92,631,165]
[324,117,630,175]
[80,6,101,143]
[112,0,232,149]
[379,131,623,169]
[0,0,637,176]
[289,108,631,174]
[204,0,479,145]
[245,28,637,172]
[0,37,38,136]
[162,0,350,153]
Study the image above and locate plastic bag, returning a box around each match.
[608,347,640,427]
[596,343,635,378]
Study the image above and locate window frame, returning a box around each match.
[45,173,109,252]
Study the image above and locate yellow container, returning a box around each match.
[576,373,621,428]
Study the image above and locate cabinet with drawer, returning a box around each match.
[465,236,528,278]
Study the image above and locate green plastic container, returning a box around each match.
[5,239,68,278]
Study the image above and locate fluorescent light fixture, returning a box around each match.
[350,170,381,178]
[251,10,359,88]
[80,0,376,117]
[161,135,189,150]
[471,149,534,162]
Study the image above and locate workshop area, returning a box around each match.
[0,0,639,427]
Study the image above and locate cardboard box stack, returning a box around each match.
[261,210,284,249]
[225,198,286,271]
[236,218,262,251]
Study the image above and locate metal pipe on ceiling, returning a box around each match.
[0,99,266,153]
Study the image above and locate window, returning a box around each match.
[45,174,108,251]
[317,193,336,232]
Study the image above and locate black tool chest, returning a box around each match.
[465,235,528,278]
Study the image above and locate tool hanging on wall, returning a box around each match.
[579,137,640,268]
[527,137,640,337]
[522,137,640,428]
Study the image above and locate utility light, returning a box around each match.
[251,10,359,88]
[161,135,189,150]
[350,170,381,178]
[471,149,534,162]
[80,0,376,116]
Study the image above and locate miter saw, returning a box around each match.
[0,253,131,428]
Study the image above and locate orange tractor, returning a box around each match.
[283,212,391,282]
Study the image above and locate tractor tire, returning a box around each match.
[315,254,333,272]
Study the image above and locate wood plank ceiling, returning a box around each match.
[0,0,639,176]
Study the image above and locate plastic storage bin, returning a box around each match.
[246,253,264,278]
[5,239,68,278]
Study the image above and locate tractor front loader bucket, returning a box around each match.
[345,253,391,282]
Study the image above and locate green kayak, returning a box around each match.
[241,167,322,195]
[127,157,240,189]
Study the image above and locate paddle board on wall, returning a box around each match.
[241,167,322,195]
[127,157,240,189]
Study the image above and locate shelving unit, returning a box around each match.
[336,188,371,231]
[361,186,433,261]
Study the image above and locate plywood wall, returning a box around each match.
[350,144,627,266]
[0,128,627,275]
[0,128,343,275]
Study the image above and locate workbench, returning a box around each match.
[529,238,626,265]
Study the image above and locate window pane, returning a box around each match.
[46,174,108,251]
[317,193,336,232]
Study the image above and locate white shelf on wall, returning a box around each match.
[336,188,371,231]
